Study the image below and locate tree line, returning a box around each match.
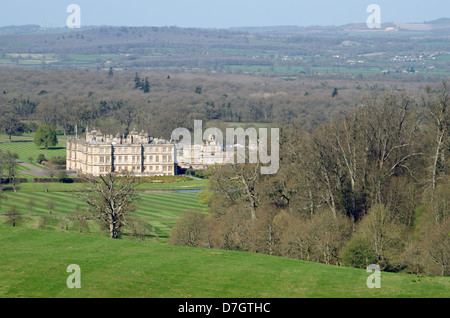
[0,69,430,141]
[170,80,449,276]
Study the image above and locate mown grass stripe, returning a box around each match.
[1,191,206,236]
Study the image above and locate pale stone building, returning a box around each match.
[66,128,176,176]
[176,134,226,170]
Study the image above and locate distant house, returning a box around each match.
[66,128,176,176]
[67,128,227,176]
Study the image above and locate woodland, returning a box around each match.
[170,80,449,276]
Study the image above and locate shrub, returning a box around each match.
[186,169,208,179]
[36,154,47,164]
[341,237,377,269]
[127,217,151,241]
[49,156,66,165]
[56,170,69,182]
[356,204,407,271]
[280,216,315,261]
[169,210,208,247]
[32,178,59,183]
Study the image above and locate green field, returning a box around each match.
[0,138,67,162]
[0,226,448,298]
[0,190,206,239]
[0,53,121,69]
[13,178,205,192]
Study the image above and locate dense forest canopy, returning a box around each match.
[0,68,439,139]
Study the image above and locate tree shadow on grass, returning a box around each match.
[38,147,65,150]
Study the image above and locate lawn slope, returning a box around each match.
[0,191,206,239]
[0,227,448,298]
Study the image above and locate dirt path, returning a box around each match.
[16,160,49,177]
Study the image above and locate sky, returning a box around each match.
[0,0,448,29]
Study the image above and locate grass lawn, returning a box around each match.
[13,177,206,192]
[0,226,448,298]
[0,190,206,239]
[0,139,67,162]
[136,178,206,190]
[0,133,35,143]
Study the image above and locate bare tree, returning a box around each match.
[281,215,316,261]
[423,220,450,276]
[169,210,207,247]
[251,206,282,255]
[362,93,422,203]
[5,205,22,227]
[421,80,449,191]
[311,210,352,265]
[128,216,151,241]
[0,105,22,142]
[79,172,139,239]
[330,113,366,220]
[27,199,35,216]
[206,162,261,220]
[46,200,55,215]
[310,126,340,219]
[357,203,405,270]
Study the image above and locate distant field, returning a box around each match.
[0,133,35,143]
[0,53,120,68]
[0,137,67,162]
[0,227,448,298]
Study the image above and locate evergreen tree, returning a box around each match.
[134,73,142,89]
[332,87,339,98]
[143,77,150,93]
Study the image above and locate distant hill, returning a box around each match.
[1,17,448,36]
[232,18,450,35]
[426,18,450,24]
[0,24,41,34]
[0,20,448,78]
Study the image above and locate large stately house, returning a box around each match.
[66,128,176,176]
[66,128,227,176]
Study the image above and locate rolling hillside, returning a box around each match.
[0,226,448,298]
[1,22,449,78]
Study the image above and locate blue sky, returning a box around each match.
[0,0,448,28]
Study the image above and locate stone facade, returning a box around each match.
[176,134,225,170]
[66,128,176,176]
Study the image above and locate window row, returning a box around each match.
[114,165,173,172]
[113,155,171,163]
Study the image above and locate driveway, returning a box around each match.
[16,160,49,177]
